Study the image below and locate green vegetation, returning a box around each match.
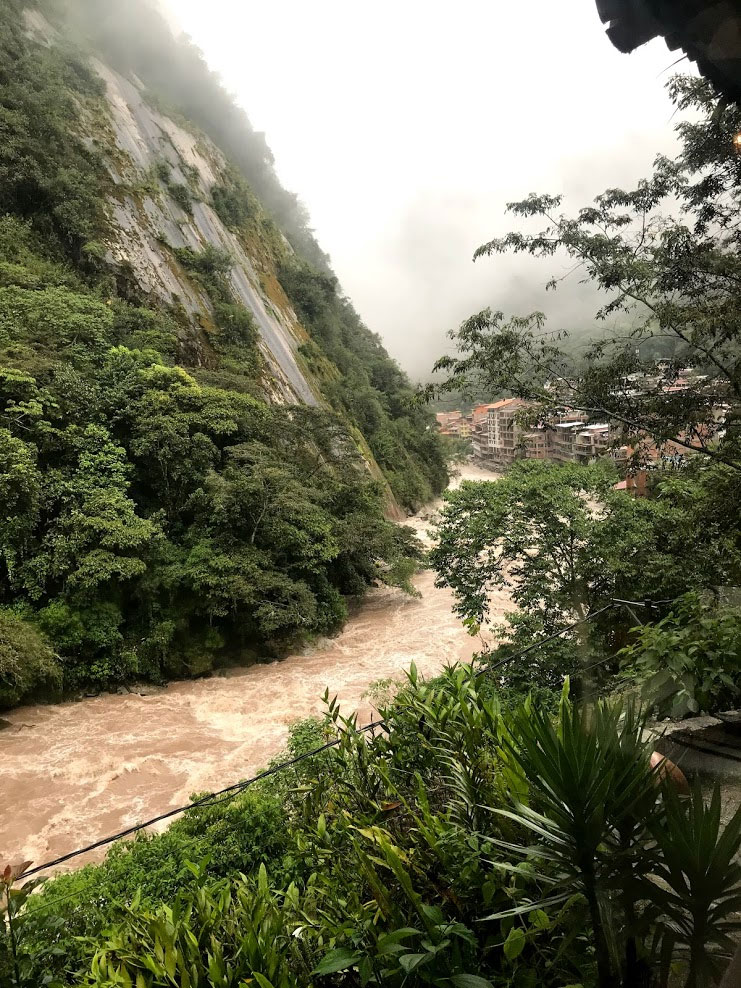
[433,76,741,474]
[0,1,447,706]
[279,260,447,509]
[430,73,741,713]
[432,459,741,669]
[620,593,741,718]
[0,0,106,264]
[4,1,741,985]
[0,210,423,702]
[0,608,61,707]
[210,170,259,231]
[6,672,741,987]
[45,0,331,271]
[154,161,195,216]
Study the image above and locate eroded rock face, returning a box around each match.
[61,44,316,405]
[95,60,318,403]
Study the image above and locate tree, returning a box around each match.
[0,430,40,586]
[0,608,59,707]
[431,460,740,649]
[20,424,156,601]
[432,76,741,473]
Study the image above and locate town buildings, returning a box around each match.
[549,422,612,465]
[434,410,471,437]
[435,366,727,476]
[436,401,614,470]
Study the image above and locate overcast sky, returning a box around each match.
[162,0,686,380]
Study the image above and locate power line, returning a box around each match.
[21,877,99,920]
[18,721,385,881]
[17,596,679,883]
[473,602,617,678]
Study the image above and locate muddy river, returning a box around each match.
[0,465,506,872]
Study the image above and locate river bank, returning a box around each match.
[0,464,506,871]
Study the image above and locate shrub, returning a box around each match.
[211,175,256,229]
[167,181,194,215]
[52,672,741,988]
[0,609,60,707]
[620,593,741,717]
[16,786,291,981]
[212,300,258,345]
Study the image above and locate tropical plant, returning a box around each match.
[86,861,314,988]
[17,669,741,987]
[0,861,60,988]
[488,697,660,988]
[431,75,741,474]
[620,593,741,717]
[649,785,741,988]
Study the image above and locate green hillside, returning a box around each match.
[0,0,447,706]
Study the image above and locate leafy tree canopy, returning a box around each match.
[432,76,741,473]
[431,460,741,660]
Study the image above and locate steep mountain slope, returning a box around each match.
[89,50,318,406]
[0,0,447,706]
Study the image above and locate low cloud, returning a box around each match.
[338,130,677,381]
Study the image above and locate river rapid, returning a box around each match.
[0,465,506,872]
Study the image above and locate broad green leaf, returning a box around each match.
[399,952,428,973]
[503,926,526,961]
[528,908,550,931]
[449,976,495,988]
[312,947,363,975]
[252,974,275,988]
[376,927,421,954]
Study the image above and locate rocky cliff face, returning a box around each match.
[17,3,447,524]
[25,8,318,406]
[101,62,320,405]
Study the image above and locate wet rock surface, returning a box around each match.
[95,59,317,404]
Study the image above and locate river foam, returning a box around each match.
[0,465,507,871]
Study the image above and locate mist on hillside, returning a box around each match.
[150,0,689,383]
[50,0,330,274]
[375,131,668,381]
[53,0,683,383]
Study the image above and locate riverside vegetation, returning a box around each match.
[0,0,447,708]
[3,3,741,988]
[5,674,741,988]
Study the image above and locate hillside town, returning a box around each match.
[435,366,730,490]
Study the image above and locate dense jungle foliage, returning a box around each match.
[3,2,741,986]
[6,670,741,988]
[0,0,446,707]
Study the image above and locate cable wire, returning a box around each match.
[473,602,617,678]
[18,720,386,880]
[17,596,679,882]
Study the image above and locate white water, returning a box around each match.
[0,465,507,872]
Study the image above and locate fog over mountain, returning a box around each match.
[162,0,687,380]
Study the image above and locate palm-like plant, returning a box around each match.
[481,692,741,988]
[484,697,660,988]
[648,784,741,988]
